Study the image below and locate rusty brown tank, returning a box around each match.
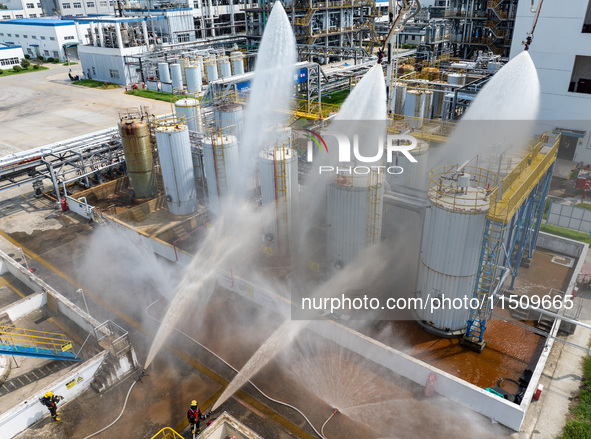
[119,117,157,199]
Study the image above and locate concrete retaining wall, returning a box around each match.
[217,274,527,429]
[0,352,107,439]
[0,291,46,322]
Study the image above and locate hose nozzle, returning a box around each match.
[137,369,148,382]
[332,408,339,415]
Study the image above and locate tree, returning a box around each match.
[20,58,30,69]
[0,4,8,9]
[12,65,22,72]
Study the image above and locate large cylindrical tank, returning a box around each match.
[326,170,384,269]
[175,98,202,133]
[230,51,244,75]
[158,62,171,83]
[390,82,407,115]
[191,145,203,180]
[415,166,499,337]
[258,147,299,257]
[202,135,239,215]
[431,81,448,119]
[214,103,243,136]
[404,89,427,128]
[386,140,430,190]
[118,117,157,199]
[155,118,198,215]
[447,72,466,86]
[170,63,183,89]
[185,65,202,93]
[219,55,231,77]
[205,55,218,82]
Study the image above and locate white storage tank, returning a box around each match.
[175,98,202,133]
[158,62,171,84]
[214,103,243,136]
[404,89,429,129]
[170,63,183,89]
[258,147,299,257]
[205,55,218,82]
[202,135,240,215]
[230,51,245,75]
[155,117,198,216]
[185,65,202,93]
[390,82,407,115]
[415,165,499,337]
[447,72,466,86]
[326,170,384,269]
[219,55,231,77]
[386,140,430,190]
[191,145,203,180]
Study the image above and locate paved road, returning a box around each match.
[0,63,172,155]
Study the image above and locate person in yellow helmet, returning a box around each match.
[40,391,63,421]
[187,400,208,436]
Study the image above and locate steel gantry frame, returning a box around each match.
[462,132,560,351]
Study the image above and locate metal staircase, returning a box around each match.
[464,218,505,349]
[212,135,228,197]
[366,169,383,246]
[273,143,290,256]
[0,326,79,361]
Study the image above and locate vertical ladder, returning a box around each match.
[464,218,505,345]
[366,169,382,247]
[213,135,228,197]
[273,142,289,256]
[524,166,553,258]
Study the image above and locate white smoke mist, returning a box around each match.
[429,51,541,170]
[237,1,297,192]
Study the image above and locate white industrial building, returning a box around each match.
[74,15,163,84]
[0,0,44,18]
[57,0,116,17]
[0,18,82,60]
[0,42,24,66]
[510,0,591,164]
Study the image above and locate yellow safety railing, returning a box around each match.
[0,326,75,356]
[387,115,456,143]
[427,165,500,214]
[488,132,560,223]
[150,427,184,439]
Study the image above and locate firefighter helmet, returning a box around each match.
[45,392,53,398]
[191,400,198,407]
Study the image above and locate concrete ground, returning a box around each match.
[0,63,172,155]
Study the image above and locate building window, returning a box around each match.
[26,3,34,8]
[109,69,120,79]
[76,13,83,16]
[23,35,27,38]
[87,1,94,6]
[92,66,96,75]
[15,15,23,18]
[73,2,81,7]
[99,1,106,5]
[43,50,49,56]
[7,33,11,37]
[50,36,55,40]
[15,34,19,37]
[2,15,9,19]
[569,55,591,94]
[53,50,58,58]
[63,2,71,7]
[40,36,45,40]
[64,35,74,40]
[37,2,41,6]
[0,57,20,66]
[27,48,33,55]
[29,13,36,17]
[0,33,3,36]
[584,1,591,33]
